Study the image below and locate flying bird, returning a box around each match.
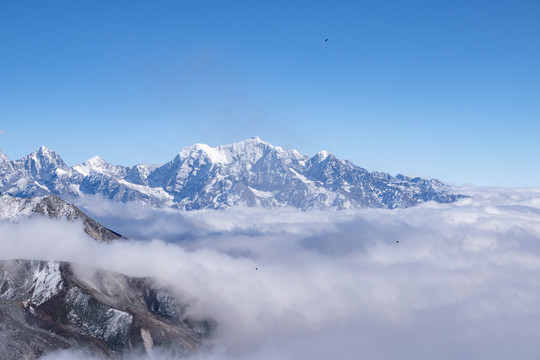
[325,38,328,42]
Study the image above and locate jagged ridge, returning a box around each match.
[0,138,464,210]
[0,194,124,242]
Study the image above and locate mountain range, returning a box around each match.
[0,137,463,210]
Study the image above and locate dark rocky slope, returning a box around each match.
[0,260,214,359]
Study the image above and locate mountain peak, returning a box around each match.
[0,148,8,162]
[86,155,106,165]
[179,143,230,164]
[178,138,276,164]
[23,146,67,174]
[26,146,65,165]
[73,155,124,177]
[315,150,331,160]
[226,137,271,148]
[34,145,55,156]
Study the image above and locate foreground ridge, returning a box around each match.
[0,138,464,210]
[0,194,124,242]
[0,259,214,359]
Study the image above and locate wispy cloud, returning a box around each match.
[4,186,540,360]
[0,130,5,135]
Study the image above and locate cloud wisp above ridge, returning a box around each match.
[2,186,540,359]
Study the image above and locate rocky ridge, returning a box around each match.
[0,194,124,242]
[0,260,214,360]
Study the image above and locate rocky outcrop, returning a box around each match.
[0,260,214,359]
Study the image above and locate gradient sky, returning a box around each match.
[0,0,539,187]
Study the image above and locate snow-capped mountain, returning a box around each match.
[0,194,124,242]
[0,137,463,210]
[0,260,214,359]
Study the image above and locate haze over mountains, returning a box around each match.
[2,187,540,360]
[0,137,462,210]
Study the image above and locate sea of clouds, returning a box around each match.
[1,186,540,359]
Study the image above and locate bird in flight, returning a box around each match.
[325,38,328,42]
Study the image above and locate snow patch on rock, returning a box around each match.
[31,261,63,306]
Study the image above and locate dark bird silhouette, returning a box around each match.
[255,267,259,270]
[325,38,328,42]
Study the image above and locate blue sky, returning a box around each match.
[0,0,539,187]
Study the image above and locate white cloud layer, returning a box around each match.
[3,186,540,359]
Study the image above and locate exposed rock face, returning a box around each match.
[0,260,214,359]
[0,194,124,242]
[0,138,464,210]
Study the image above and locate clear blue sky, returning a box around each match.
[1,0,539,187]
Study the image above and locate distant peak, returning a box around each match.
[225,137,267,146]
[40,145,56,153]
[86,155,106,164]
[29,146,62,161]
[221,138,274,153]
[27,146,61,161]
[0,148,8,161]
[35,145,52,154]
[179,143,229,164]
[230,137,270,147]
[73,155,113,176]
[315,150,332,160]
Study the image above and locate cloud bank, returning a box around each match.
[2,186,540,359]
